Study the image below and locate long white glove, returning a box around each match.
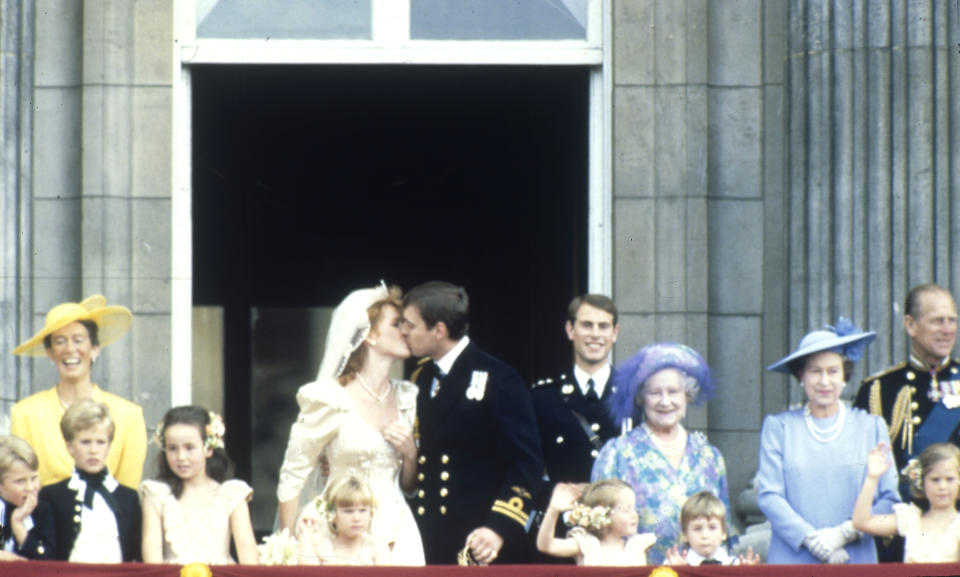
[802,535,832,563]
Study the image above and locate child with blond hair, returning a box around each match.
[0,435,54,561]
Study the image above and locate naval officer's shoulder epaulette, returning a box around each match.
[863,361,909,383]
[410,356,433,382]
[532,376,558,389]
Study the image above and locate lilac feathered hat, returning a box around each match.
[766,317,875,374]
[607,342,713,428]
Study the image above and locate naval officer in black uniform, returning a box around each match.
[401,282,542,565]
[854,284,960,475]
[532,294,619,495]
[854,283,960,562]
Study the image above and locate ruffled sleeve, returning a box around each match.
[893,502,919,537]
[625,532,656,559]
[277,379,350,502]
[220,479,254,512]
[140,479,173,515]
[567,526,599,561]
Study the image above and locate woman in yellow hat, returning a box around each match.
[10,295,147,487]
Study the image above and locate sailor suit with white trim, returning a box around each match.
[0,497,55,559]
[410,340,543,564]
[40,468,141,562]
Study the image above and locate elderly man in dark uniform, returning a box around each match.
[854,284,960,473]
[854,283,960,562]
[401,281,542,565]
[532,295,619,496]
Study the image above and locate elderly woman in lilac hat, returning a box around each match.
[758,318,900,564]
[590,343,732,564]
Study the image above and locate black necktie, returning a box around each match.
[430,363,445,399]
[700,558,722,565]
[77,469,119,514]
[585,378,599,403]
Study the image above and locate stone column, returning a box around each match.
[0,0,35,419]
[783,0,960,405]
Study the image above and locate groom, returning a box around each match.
[401,281,542,565]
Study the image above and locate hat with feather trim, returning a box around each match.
[13,295,133,357]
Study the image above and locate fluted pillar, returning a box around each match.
[783,0,960,405]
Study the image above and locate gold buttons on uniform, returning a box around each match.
[418,473,425,481]
[591,450,599,458]
[74,504,81,512]
[441,454,450,464]
[73,515,81,523]
[419,455,427,465]
[440,506,447,515]
[37,545,45,555]
[440,488,449,497]
[911,402,919,410]
[441,471,450,481]
[417,506,425,516]
[907,371,916,380]
[591,423,600,432]
[556,436,564,444]
[418,490,425,498]
[912,416,922,425]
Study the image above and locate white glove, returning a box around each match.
[826,548,850,564]
[802,535,832,563]
[807,520,859,555]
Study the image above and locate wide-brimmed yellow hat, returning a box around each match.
[13,295,133,357]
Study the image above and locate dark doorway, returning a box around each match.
[192,65,589,487]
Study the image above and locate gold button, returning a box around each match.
[37,545,45,555]
[417,473,424,481]
[591,449,599,458]
[418,455,427,465]
[911,402,919,410]
[591,423,600,431]
[75,504,82,512]
[441,454,450,464]
[441,471,450,481]
[907,371,916,380]
[418,490,425,498]
[417,506,425,516]
[440,506,447,515]
[73,515,81,523]
[910,386,917,393]
[440,487,449,497]
[912,416,922,425]
[556,436,564,444]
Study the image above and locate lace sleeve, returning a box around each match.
[276,379,349,503]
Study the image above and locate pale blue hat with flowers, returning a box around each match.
[767,317,876,374]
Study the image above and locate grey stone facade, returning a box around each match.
[2,0,959,530]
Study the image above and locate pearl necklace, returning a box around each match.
[803,401,846,443]
[644,424,686,457]
[356,373,391,404]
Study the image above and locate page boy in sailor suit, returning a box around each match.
[402,282,543,565]
[40,399,141,562]
[0,435,54,560]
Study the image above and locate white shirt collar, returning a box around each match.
[436,335,470,376]
[67,469,119,499]
[573,364,611,397]
[685,546,732,566]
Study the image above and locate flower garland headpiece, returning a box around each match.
[565,502,612,534]
[901,458,923,494]
[153,411,226,451]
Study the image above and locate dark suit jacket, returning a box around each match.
[40,475,142,561]
[411,341,543,564]
[1,498,55,559]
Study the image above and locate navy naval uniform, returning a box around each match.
[411,339,543,564]
[854,355,960,563]
[854,355,960,473]
[529,367,618,562]
[40,469,141,561]
[531,367,618,493]
[0,497,55,559]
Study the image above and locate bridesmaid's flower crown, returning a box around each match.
[565,502,612,533]
[153,411,226,451]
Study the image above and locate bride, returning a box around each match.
[276,283,424,565]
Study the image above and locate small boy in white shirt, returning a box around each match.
[666,491,760,566]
